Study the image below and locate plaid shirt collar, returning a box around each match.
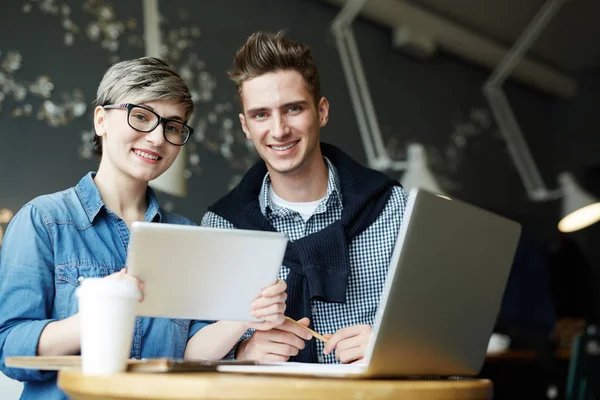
[258,157,342,217]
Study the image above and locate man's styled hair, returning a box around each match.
[92,57,194,156]
[228,31,321,106]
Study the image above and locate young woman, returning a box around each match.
[0,57,287,400]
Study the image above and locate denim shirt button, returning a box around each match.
[77,276,85,283]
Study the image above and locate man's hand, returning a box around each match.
[323,324,372,364]
[247,280,288,331]
[236,317,313,362]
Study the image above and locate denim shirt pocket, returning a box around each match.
[55,265,121,320]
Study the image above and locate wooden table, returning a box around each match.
[485,348,571,362]
[58,370,493,400]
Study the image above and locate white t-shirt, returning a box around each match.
[269,186,326,222]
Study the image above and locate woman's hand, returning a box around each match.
[105,268,145,302]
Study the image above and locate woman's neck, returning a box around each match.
[94,164,148,227]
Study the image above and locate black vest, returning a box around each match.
[208,143,400,362]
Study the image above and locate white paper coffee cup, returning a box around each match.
[76,277,140,375]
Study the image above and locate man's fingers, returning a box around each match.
[336,325,369,338]
[263,330,307,351]
[337,345,366,364]
[265,342,301,357]
[323,332,345,354]
[323,325,370,354]
[237,334,297,362]
[276,319,313,341]
[248,331,305,356]
[335,335,364,353]
[246,336,299,358]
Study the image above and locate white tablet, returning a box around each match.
[126,222,288,322]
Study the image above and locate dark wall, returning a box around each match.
[0,0,145,212]
[0,1,597,276]
[157,0,567,240]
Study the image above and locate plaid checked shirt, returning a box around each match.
[201,158,409,363]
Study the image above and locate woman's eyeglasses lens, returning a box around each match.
[128,106,191,146]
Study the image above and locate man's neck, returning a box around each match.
[269,158,329,203]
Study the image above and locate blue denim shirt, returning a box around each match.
[0,172,209,400]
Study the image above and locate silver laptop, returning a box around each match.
[218,188,521,378]
[127,222,288,322]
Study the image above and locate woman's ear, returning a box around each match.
[94,106,107,137]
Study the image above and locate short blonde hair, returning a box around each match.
[228,31,321,106]
[92,57,194,156]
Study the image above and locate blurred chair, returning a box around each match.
[495,231,556,349]
[565,325,600,400]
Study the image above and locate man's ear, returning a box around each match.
[239,113,251,139]
[94,106,107,137]
[318,97,330,128]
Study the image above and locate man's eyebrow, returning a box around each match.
[281,101,309,108]
[245,100,309,115]
[246,107,269,115]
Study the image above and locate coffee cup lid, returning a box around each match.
[76,277,140,300]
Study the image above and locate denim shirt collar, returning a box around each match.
[258,157,342,216]
[75,172,164,223]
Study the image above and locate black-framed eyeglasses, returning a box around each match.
[103,103,193,146]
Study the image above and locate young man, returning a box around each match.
[202,31,409,364]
